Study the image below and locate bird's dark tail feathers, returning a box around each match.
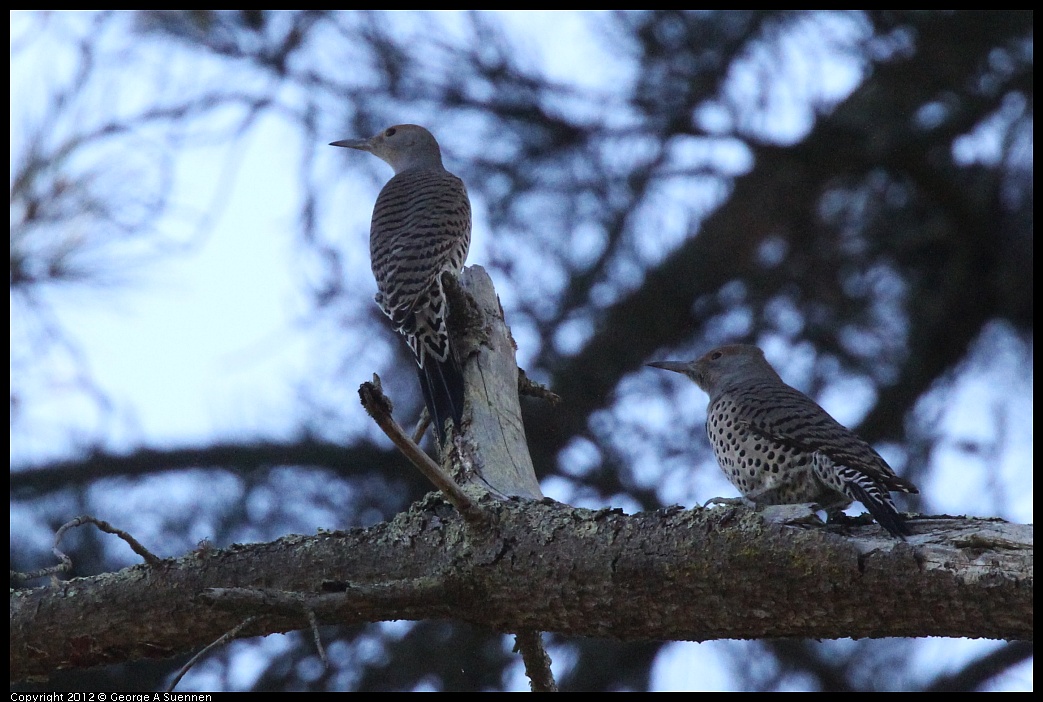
[417,353,465,446]
[844,475,911,539]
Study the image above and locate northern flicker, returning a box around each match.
[649,344,919,537]
[331,124,471,444]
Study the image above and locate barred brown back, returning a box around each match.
[370,167,471,365]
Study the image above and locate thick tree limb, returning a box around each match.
[11,502,1031,682]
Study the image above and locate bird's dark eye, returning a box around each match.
[385,127,397,137]
[711,351,723,360]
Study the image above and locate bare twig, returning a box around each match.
[11,559,70,584]
[56,515,163,566]
[359,375,485,523]
[518,368,561,404]
[201,579,450,613]
[166,616,258,692]
[306,607,329,670]
[412,407,432,444]
[199,587,354,619]
[13,514,164,584]
[514,629,557,692]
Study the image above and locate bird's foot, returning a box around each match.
[702,495,753,509]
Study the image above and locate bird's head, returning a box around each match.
[330,124,444,174]
[648,344,781,397]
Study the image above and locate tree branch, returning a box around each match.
[10,439,411,499]
[358,375,485,523]
[11,501,1031,681]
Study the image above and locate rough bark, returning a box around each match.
[447,266,543,500]
[11,502,1031,682]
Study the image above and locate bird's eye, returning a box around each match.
[385,127,397,137]
[711,351,723,360]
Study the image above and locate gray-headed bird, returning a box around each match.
[649,344,918,537]
[332,125,471,444]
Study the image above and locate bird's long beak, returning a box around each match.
[647,361,690,374]
[329,137,371,151]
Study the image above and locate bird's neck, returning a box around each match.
[393,159,445,175]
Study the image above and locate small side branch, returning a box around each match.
[166,616,258,692]
[12,514,162,584]
[359,375,485,524]
[57,516,163,566]
[306,607,329,670]
[514,629,557,692]
[518,368,561,405]
[412,408,432,444]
